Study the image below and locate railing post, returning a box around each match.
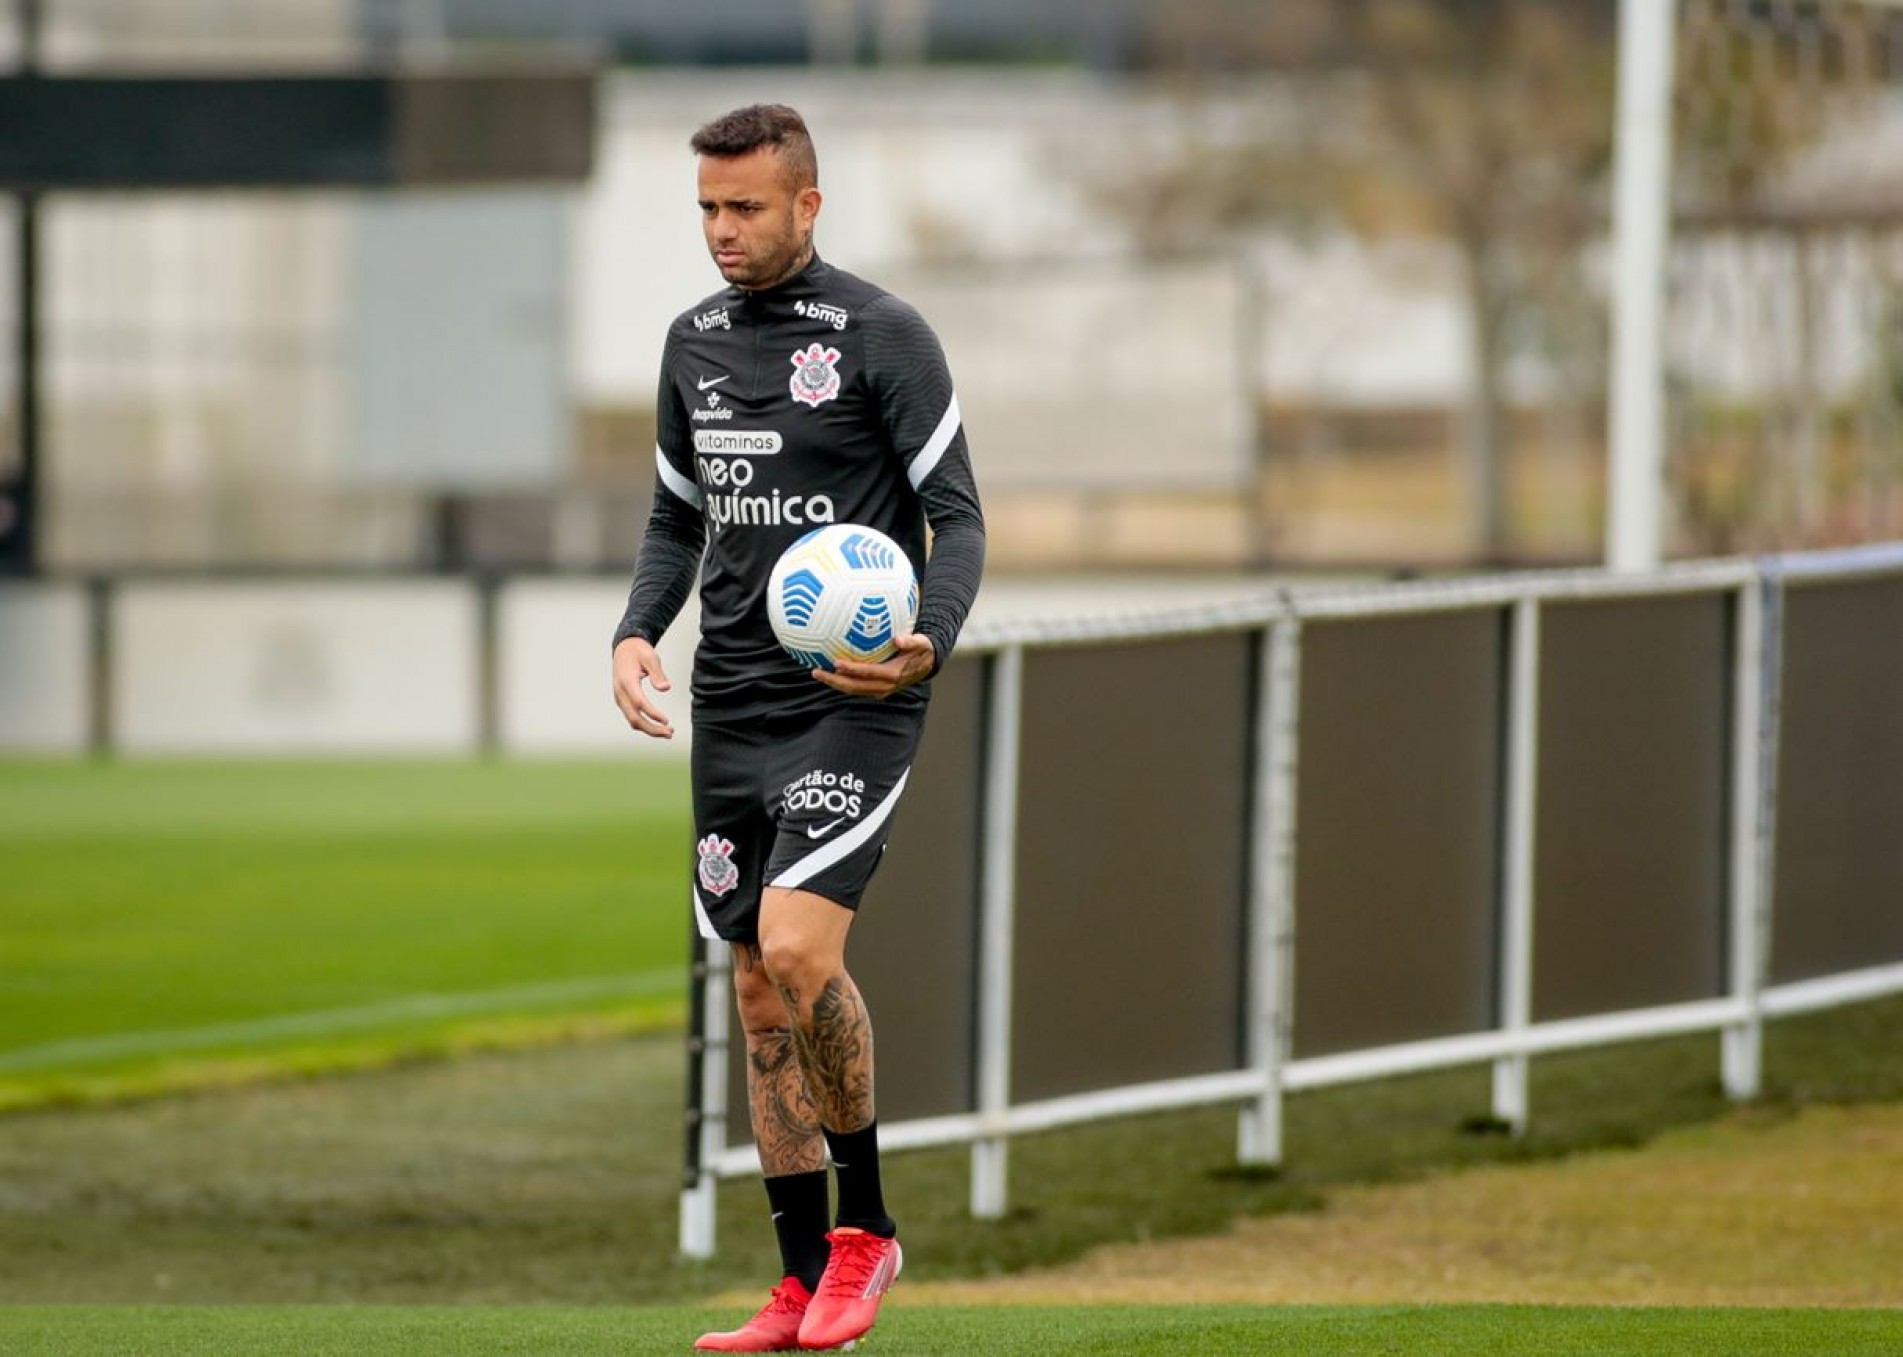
[971,645,1023,1218]
[1724,570,1777,1099]
[679,938,730,1259]
[89,575,114,755]
[1492,597,1541,1132]
[1239,619,1300,1165]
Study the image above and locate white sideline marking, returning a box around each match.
[0,969,682,1073]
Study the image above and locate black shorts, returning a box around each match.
[689,700,926,944]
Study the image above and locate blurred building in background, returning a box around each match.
[3,0,1902,577]
[428,0,1150,68]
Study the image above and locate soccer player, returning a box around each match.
[610,104,985,1352]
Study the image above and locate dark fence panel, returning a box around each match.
[1772,574,1903,983]
[693,558,1903,1182]
[1532,595,1731,1020]
[1009,634,1252,1102]
[1293,610,1502,1058]
[723,656,986,1148]
[0,74,594,189]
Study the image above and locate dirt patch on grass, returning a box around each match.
[903,1102,1903,1310]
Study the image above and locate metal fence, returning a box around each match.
[681,541,1903,1256]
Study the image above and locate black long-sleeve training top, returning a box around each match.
[614,254,986,719]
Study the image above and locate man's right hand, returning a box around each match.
[612,637,675,739]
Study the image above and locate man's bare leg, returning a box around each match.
[759,887,902,1348]
[758,887,890,1231]
[733,942,825,1174]
[730,941,831,1302]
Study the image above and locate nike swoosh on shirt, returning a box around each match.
[805,817,846,839]
[696,374,730,391]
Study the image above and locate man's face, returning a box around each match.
[697,148,821,290]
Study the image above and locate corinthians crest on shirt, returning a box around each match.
[789,342,843,407]
[697,833,740,897]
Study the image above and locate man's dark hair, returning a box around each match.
[690,104,819,190]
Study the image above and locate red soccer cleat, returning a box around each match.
[695,1276,814,1352]
[797,1227,902,1350]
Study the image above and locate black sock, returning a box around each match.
[823,1121,896,1238]
[762,1169,831,1292]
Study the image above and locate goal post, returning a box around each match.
[1607,0,1678,572]
[1651,0,1903,558]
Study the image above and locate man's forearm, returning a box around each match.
[914,515,984,672]
[613,488,704,648]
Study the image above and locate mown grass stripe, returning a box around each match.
[2,1304,1901,1357]
[0,970,682,1073]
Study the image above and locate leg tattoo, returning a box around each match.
[779,973,875,1134]
[746,1025,824,1175]
[738,946,824,1175]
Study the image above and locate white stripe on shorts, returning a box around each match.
[691,886,720,941]
[769,768,911,893]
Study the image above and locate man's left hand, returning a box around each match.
[814,632,936,699]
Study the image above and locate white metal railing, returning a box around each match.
[970,644,1024,1219]
[675,544,1903,1257]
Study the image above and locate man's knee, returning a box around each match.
[730,948,786,1032]
[757,890,849,1001]
[758,930,830,1000]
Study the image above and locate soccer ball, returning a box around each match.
[768,524,919,672]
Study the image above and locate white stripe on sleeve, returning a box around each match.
[656,444,702,508]
[769,768,911,892]
[905,393,961,490]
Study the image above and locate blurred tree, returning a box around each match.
[1108,0,1901,561]
[1668,0,1903,553]
[1092,0,1620,561]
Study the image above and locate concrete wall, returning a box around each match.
[0,576,707,757]
[0,574,1270,757]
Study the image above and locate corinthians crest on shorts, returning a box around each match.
[789,342,843,407]
[697,833,740,896]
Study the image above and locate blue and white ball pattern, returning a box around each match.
[768,524,919,672]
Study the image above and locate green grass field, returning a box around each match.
[3,1303,1899,1356]
[4,758,1899,1353]
[0,759,692,1108]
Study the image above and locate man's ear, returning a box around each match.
[798,185,823,230]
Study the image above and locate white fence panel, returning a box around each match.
[496,576,697,757]
[0,582,91,753]
[112,580,479,754]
